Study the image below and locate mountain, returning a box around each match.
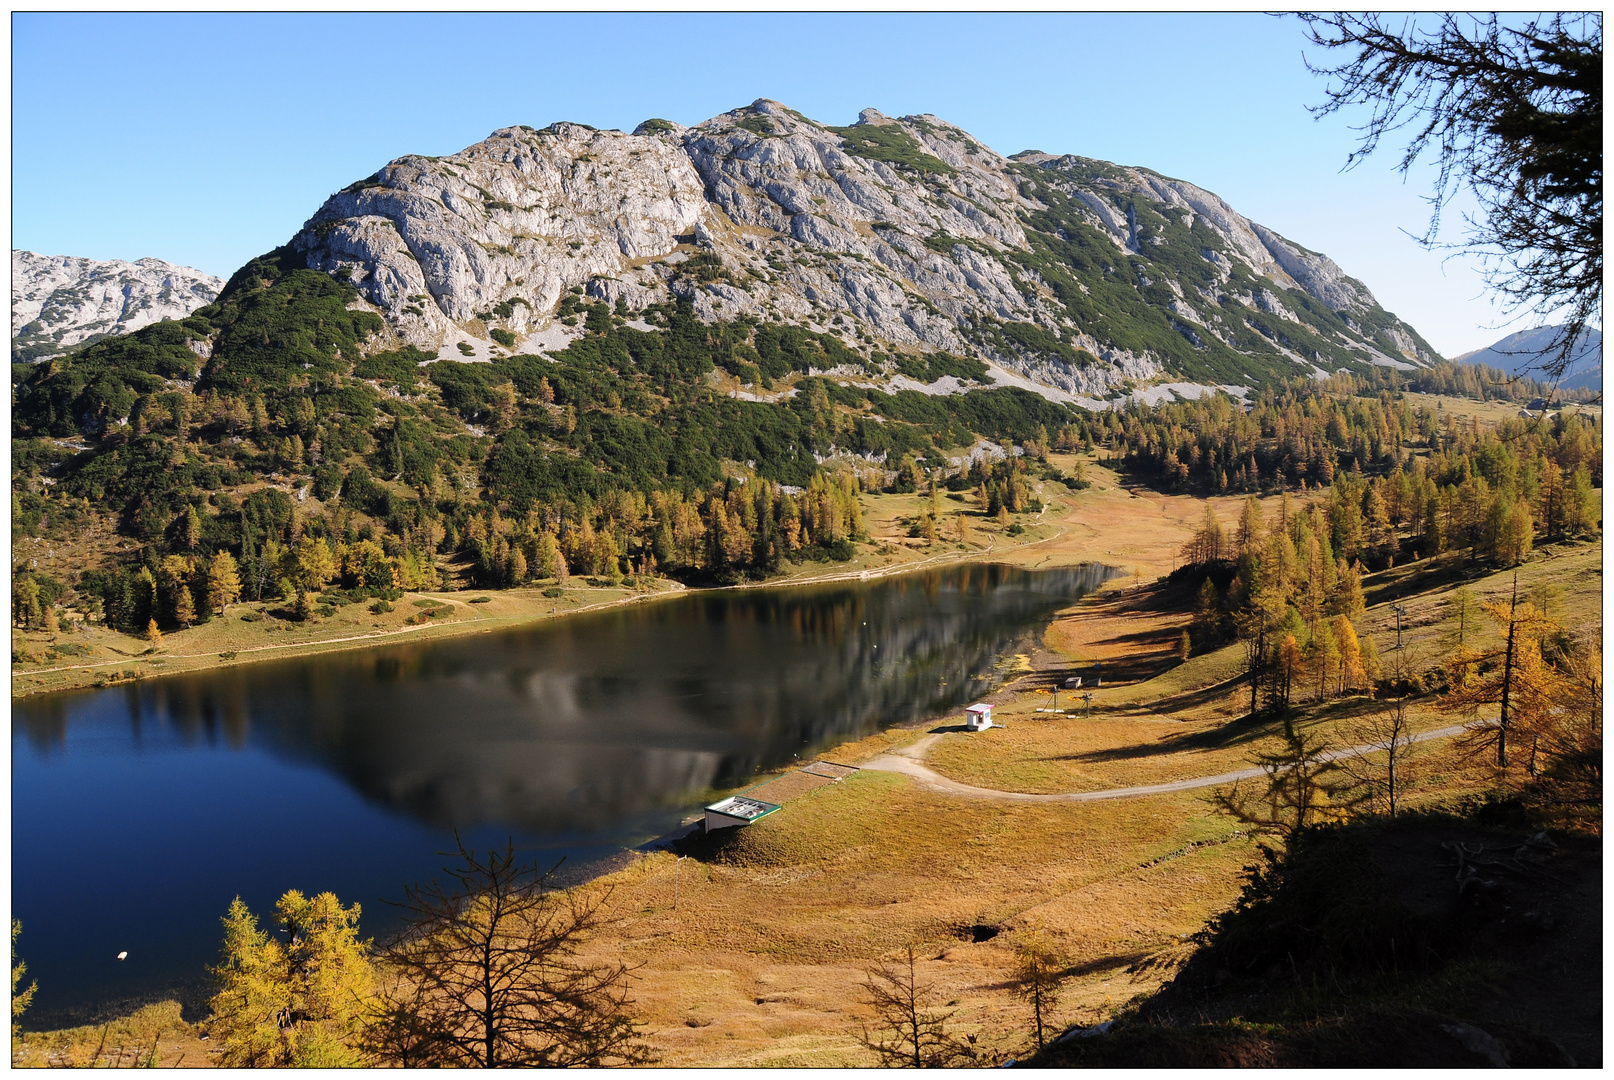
[1454,324,1601,392]
[13,100,1459,600]
[289,99,1438,404]
[12,250,223,363]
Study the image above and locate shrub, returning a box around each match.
[369,600,394,614]
[490,328,517,348]
[457,342,476,356]
[469,596,492,604]
[827,122,956,176]
[541,587,564,598]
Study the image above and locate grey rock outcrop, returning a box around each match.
[289,98,1440,396]
[292,123,706,358]
[12,250,222,362]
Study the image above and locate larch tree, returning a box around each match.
[13,919,36,1039]
[1308,617,1339,703]
[13,576,41,628]
[371,838,651,1068]
[1237,496,1265,559]
[1297,13,1601,376]
[1277,632,1302,709]
[860,946,974,1068]
[1344,645,1423,817]
[1448,586,1477,648]
[207,550,242,612]
[208,891,374,1068]
[181,505,202,550]
[171,580,197,629]
[286,536,336,593]
[1439,575,1560,779]
[1012,943,1065,1052]
[1330,560,1366,623]
[1529,640,1602,825]
[1333,615,1366,695]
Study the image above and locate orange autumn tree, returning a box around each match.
[1438,575,1561,784]
[1332,615,1366,695]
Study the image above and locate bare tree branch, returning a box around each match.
[1297,13,1602,377]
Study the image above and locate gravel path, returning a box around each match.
[861,723,1479,803]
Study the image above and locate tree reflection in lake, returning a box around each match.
[12,562,1112,1023]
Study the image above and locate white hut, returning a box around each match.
[965,703,995,731]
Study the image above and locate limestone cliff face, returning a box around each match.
[292,123,706,355]
[289,99,1440,400]
[12,251,222,362]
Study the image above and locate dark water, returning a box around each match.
[12,562,1112,1025]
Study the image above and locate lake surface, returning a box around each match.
[12,562,1112,1025]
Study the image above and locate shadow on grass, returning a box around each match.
[979,948,1157,992]
[1123,674,1250,717]
[1057,696,1387,764]
[1364,556,1495,609]
[1054,712,1278,764]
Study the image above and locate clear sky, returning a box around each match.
[13,12,1525,357]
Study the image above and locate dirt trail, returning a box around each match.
[862,724,1478,802]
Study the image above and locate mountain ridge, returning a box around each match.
[12,250,222,363]
[12,98,1490,609]
[286,98,1439,404]
[1453,324,1601,392]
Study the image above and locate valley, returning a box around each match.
[10,94,1600,1068]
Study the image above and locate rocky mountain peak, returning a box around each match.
[287,99,1439,401]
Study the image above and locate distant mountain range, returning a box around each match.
[1454,324,1602,392]
[12,250,222,363]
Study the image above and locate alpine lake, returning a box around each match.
[13,562,1114,1025]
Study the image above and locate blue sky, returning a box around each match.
[13,12,1521,356]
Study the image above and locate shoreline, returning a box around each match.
[10,480,1097,701]
[9,457,1246,701]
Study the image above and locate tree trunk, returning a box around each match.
[1498,576,1518,771]
[1249,630,1264,716]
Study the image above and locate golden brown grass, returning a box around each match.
[12,1000,206,1068]
[567,769,1259,1066]
[559,725,1504,1068]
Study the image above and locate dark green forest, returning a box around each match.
[12,244,1601,638]
[12,248,1083,630]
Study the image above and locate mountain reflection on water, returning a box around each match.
[20,563,1111,834]
[13,563,1111,1024]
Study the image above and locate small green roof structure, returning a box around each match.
[704,795,780,832]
